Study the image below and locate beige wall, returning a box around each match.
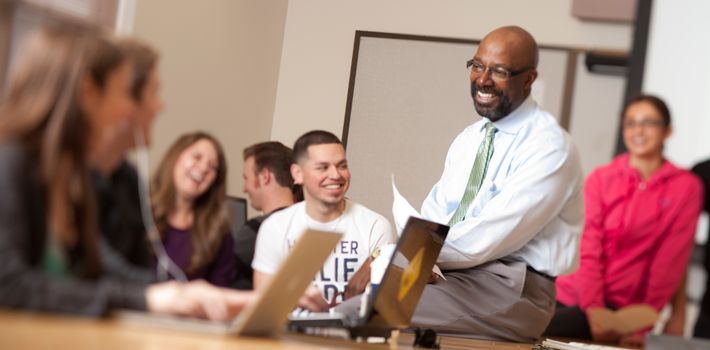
[271,0,634,146]
[132,0,289,218]
[129,0,634,219]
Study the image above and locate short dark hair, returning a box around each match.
[624,94,671,126]
[292,130,342,164]
[243,141,293,188]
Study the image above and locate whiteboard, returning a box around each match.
[342,33,625,226]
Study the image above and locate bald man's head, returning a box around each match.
[469,26,539,121]
[482,26,539,68]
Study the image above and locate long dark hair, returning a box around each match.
[0,24,127,277]
[623,94,671,126]
[150,132,230,273]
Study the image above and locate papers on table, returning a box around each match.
[538,339,630,350]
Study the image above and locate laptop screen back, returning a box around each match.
[370,217,448,328]
[228,230,342,337]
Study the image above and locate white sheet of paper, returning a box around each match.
[432,264,446,281]
[543,339,630,350]
[391,174,422,236]
[391,174,446,281]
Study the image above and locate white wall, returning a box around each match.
[644,0,710,168]
[644,1,710,335]
[271,0,634,147]
[132,0,288,218]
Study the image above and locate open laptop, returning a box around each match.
[114,229,342,337]
[287,217,449,338]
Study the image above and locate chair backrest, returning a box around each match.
[226,196,248,234]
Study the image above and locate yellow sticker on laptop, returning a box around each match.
[398,247,424,301]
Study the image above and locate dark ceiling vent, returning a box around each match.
[585,53,628,76]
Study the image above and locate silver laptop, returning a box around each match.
[114,229,342,337]
[287,217,449,338]
[646,334,710,350]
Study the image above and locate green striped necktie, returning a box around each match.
[448,122,497,227]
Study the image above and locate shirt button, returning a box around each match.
[639,182,646,190]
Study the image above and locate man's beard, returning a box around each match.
[470,83,514,122]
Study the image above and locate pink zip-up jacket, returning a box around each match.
[556,153,704,314]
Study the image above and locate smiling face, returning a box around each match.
[292,143,350,208]
[172,138,220,202]
[470,27,538,121]
[622,101,672,159]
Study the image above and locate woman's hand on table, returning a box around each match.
[145,279,255,322]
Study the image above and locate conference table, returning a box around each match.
[0,309,534,350]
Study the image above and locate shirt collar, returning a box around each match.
[481,95,537,135]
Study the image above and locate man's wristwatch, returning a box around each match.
[367,247,382,262]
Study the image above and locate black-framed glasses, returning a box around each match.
[623,119,667,129]
[466,59,532,82]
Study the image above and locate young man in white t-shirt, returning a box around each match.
[252,130,396,310]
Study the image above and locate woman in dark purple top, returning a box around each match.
[153,226,235,286]
[150,132,236,287]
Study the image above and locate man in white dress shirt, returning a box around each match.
[406,26,584,342]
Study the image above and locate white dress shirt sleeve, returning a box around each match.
[423,135,582,271]
[420,135,463,225]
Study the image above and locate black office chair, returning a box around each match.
[225,196,248,234]
[225,196,255,290]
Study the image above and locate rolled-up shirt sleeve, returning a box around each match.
[423,135,583,272]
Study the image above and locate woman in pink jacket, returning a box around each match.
[544,94,704,347]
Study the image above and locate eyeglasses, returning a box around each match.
[623,119,667,129]
[466,60,532,82]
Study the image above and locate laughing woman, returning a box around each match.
[545,94,704,348]
[150,132,235,287]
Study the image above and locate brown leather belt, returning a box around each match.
[526,265,556,282]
